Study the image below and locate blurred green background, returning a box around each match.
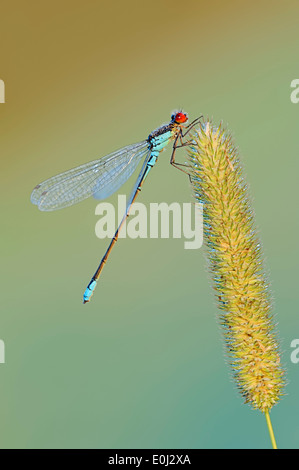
[0,0,298,449]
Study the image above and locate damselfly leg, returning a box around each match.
[170,115,202,175]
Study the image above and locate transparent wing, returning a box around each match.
[31,140,149,211]
[93,144,149,200]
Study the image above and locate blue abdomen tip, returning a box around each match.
[83,280,97,304]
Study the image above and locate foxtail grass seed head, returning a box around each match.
[188,120,285,412]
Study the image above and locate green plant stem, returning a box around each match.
[265,410,277,449]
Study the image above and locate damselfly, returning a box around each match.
[31,111,201,303]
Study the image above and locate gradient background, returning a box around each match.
[0,0,298,449]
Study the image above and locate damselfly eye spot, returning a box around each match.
[173,112,188,124]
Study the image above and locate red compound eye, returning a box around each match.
[173,112,188,124]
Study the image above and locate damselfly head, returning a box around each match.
[171,111,188,124]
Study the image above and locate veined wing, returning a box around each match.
[31,140,149,211]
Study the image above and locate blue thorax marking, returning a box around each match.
[149,130,173,155]
[143,128,175,179]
